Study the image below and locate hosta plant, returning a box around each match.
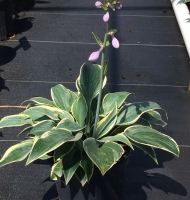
[0,0,179,187]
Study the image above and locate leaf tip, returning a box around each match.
[25,158,33,166]
[176,149,180,157]
[100,167,105,175]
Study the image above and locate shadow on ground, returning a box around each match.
[0,76,9,91]
[0,46,16,66]
[124,149,187,199]
[13,17,34,35]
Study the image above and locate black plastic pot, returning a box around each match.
[56,149,131,200]
[0,0,13,40]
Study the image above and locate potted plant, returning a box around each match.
[0,0,15,40]
[0,1,179,199]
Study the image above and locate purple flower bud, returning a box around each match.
[111,34,119,48]
[95,1,103,8]
[103,12,109,22]
[88,46,103,62]
[116,3,122,9]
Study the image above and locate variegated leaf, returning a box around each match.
[50,161,63,180]
[83,138,124,175]
[54,142,74,161]
[100,134,134,150]
[62,147,81,184]
[0,139,34,167]
[124,125,179,156]
[23,97,56,107]
[26,129,82,165]
[71,96,88,126]
[117,101,164,126]
[24,105,74,121]
[102,92,131,115]
[75,166,88,186]
[131,140,157,163]
[76,63,106,107]
[51,84,77,112]
[0,114,33,128]
[56,118,85,132]
[96,104,117,139]
[30,120,56,137]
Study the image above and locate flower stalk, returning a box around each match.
[92,21,109,137]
